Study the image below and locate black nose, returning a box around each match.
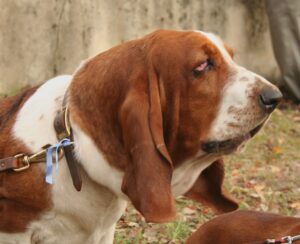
[259,88,282,113]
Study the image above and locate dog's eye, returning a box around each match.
[192,59,214,78]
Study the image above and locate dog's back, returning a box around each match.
[187,210,300,244]
[0,87,38,135]
[0,86,45,233]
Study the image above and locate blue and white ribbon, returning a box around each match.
[45,138,73,184]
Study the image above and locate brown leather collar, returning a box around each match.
[0,93,82,191]
[53,103,82,191]
[0,157,20,171]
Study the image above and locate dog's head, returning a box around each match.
[70,30,281,222]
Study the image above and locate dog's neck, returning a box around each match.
[10,75,127,243]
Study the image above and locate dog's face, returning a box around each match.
[70,30,281,223]
[199,32,281,154]
[144,30,281,161]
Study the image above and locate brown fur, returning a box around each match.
[0,87,51,232]
[186,210,300,244]
[0,30,238,231]
[69,30,234,222]
[185,159,238,214]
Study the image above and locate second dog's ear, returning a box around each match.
[185,159,238,214]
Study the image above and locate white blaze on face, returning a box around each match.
[199,31,278,141]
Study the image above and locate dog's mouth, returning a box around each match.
[201,122,265,154]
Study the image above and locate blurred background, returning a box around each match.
[0,0,279,94]
[1,1,299,243]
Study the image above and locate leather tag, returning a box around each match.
[62,144,82,191]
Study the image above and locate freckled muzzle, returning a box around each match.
[201,122,265,154]
[201,82,282,155]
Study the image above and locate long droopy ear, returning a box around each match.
[120,68,176,223]
[185,159,239,214]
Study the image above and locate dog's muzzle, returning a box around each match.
[201,123,265,154]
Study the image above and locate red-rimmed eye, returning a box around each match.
[192,59,214,77]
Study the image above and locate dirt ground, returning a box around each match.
[114,105,300,243]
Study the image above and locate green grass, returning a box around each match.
[165,222,190,241]
[114,107,300,243]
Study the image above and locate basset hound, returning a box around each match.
[186,210,300,244]
[0,30,281,243]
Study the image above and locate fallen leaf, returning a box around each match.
[291,202,300,210]
[254,184,265,193]
[272,146,283,154]
[270,165,281,173]
[143,228,159,242]
[182,207,197,215]
[127,222,139,227]
[293,116,300,122]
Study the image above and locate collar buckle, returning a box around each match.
[13,154,30,172]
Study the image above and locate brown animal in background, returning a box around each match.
[187,210,300,244]
[0,30,281,243]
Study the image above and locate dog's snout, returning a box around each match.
[259,88,282,113]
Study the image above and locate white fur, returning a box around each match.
[71,123,125,198]
[12,76,126,244]
[8,74,207,243]
[172,153,217,196]
[9,74,218,243]
[71,110,220,199]
[208,70,257,140]
[199,31,279,141]
[6,31,280,243]
[200,31,235,66]
[13,75,71,148]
